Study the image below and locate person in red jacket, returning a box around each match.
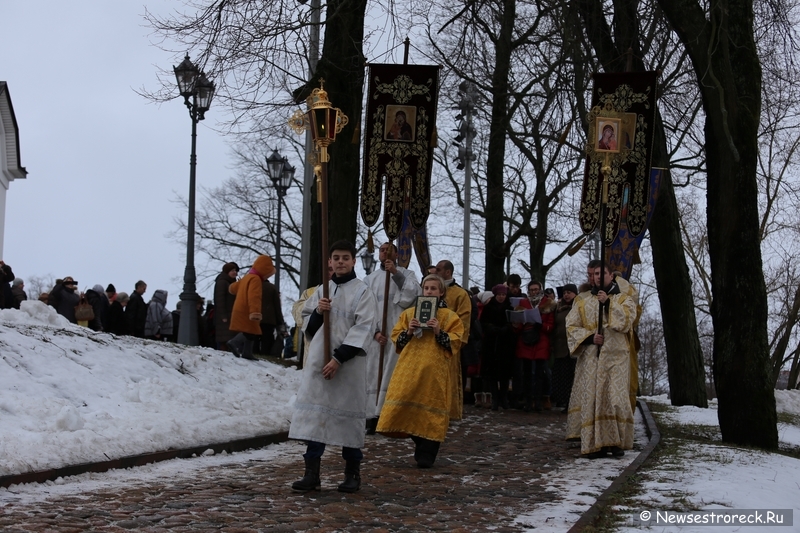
[513,280,556,411]
[227,255,276,360]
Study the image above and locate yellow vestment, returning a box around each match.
[565,288,637,454]
[377,306,464,442]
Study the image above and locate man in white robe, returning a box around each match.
[364,242,421,433]
[289,241,377,493]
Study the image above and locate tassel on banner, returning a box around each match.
[430,127,438,148]
[567,237,586,256]
[352,123,361,144]
[558,121,572,145]
[367,229,375,253]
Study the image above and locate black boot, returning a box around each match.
[228,333,245,358]
[499,383,510,409]
[338,460,361,493]
[291,457,321,492]
[365,417,379,435]
[490,382,500,411]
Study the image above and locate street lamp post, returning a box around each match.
[454,81,478,288]
[174,55,214,347]
[266,149,295,296]
[359,248,377,275]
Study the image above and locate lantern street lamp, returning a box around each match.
[289,79,348,364]
[174,55,214,346]
[265,148,295,297]
[359,248,377,275]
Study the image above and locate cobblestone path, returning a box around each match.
[0,407,608,532]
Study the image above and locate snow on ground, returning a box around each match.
[514,408,650,532]
[0,301,301,476]
[611,394,800,532]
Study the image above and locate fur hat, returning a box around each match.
[222,262,240,274]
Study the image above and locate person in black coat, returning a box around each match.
[107,292,131,335]
[85,284,109,331]
[0,261,15,309]
[48,277,80,323]
[125,280,148,338]
[479,284,515,410]
[11,278,27,309]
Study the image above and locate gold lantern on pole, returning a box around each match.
[289,79,349,364]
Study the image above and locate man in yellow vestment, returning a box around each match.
[566,260,637,458]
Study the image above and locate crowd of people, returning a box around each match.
[2,246,641,492]
[0,259,289,360]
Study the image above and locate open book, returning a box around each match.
[506,307,542,324]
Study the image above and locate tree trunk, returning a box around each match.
[648,123,708,407]
[656,0,777,448]
[574,0,707,407]
[484,0,516,287]
[304,0,368,287]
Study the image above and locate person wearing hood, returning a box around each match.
[85,284,110,332]
[227,255,275,360]
[144,289,173,340]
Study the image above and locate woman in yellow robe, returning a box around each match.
[377,275,464,468]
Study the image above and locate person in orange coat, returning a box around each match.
[227,255,276,360]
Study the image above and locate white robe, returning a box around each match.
[364,266,421,418]
[288,276,378,449]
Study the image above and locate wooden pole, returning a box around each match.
[318,149,331,365]
[597,155,610,354]
[376,241,393,404]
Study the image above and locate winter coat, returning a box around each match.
[229,255,275,336]
[48,282,80,323]
[0,264,14,309]
[144,290,173,338]
[514,296,556,360]
[552,298,574,359]
[260,279,284,327]
[85,288,109,331]
[126,291,147,338]
[479,296,515,380]
[213,271,236,343]
[11,285,27,309]
[106,300,130,335]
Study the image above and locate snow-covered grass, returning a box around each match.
[0,301,301,476]
[1,301,799,532]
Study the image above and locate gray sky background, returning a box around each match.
[2,1,233,305]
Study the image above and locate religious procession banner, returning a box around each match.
[360,63,440,240]
[606,167,665,279]
[579,72,659,245]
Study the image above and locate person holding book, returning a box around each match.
[376,274,464,468]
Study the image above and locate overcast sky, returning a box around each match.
[2,1,232,304]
